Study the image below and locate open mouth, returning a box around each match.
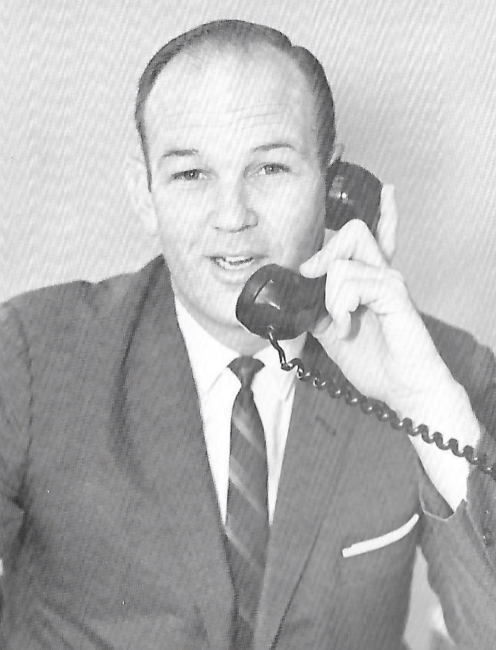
[211,255,257,270]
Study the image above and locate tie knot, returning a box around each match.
[229,356,264,389]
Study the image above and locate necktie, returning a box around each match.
[226,356,269,649]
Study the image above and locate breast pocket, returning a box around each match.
[339,512,420,584]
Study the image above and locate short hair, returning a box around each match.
[135,19,336,188]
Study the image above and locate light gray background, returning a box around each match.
[2,1,496,648]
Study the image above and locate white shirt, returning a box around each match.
[175,298,306,524]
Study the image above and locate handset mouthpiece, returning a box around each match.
[236,264,327,340]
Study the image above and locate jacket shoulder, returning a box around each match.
[3,256,167,335]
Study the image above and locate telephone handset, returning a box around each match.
[236,160,496,481]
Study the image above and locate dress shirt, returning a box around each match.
[175,298,305,524]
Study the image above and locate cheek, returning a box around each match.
[152,195,202,260]
[274,205,325,266]
[157,224,191,271]
[271,176,325,252]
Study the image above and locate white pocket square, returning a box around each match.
[342,512,420,558]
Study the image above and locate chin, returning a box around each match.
[201,298,239,329]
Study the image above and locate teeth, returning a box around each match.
[214,256,253,270]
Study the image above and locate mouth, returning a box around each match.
[210,255,259,271]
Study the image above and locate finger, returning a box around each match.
[323,261,408,336]
[327,279,375,339]
[376,185,398,263]
[312,312,334,337]
[322,228,335,248]
[300,218,388,278]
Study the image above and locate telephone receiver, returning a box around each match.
[236,160,382,340]
[235,159,496,480]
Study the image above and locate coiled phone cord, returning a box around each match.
[268,330,496,482]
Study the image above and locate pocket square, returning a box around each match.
[342,512,420,558]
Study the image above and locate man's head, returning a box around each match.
[129,20,337,353]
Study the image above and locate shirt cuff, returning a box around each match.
[418,424,496,561]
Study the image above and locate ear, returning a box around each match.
[322,142,344,229]
[125,155,159,236]
[376,184,398,263]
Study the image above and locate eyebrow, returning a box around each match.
[252,142,297,154]
[159,148,199,162]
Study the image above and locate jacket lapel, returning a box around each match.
[115,260,234,650]
[254,337,358,650]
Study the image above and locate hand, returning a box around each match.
[300,215,482,511]
[299,218,454,413]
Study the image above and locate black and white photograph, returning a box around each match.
[1,2,496,648]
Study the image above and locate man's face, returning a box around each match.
[141,45,326,350]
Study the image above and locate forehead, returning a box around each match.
[143,45,318,155]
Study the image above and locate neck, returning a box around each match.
[199,318,270,356]
[173,296,270,356]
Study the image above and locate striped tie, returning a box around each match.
[226,356,269,650]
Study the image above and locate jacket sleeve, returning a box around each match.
[418,316,496,648]
[0,302,32,556]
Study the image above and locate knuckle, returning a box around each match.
[345,218,370,237]
[390,268,406,286]
[388,269,408,296]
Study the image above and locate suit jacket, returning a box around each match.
[0,256,495,650]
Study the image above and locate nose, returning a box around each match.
[211,179,257,232]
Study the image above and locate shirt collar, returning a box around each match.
[174,297,306,401]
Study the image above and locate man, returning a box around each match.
[0,18,495,650]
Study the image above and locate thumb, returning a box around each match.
[299,247,329,278]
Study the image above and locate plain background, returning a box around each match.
[2,1,496,648]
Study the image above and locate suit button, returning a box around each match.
[482,527,493,547]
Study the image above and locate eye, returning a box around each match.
[259,163,290,176]
[172,169,205,181]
